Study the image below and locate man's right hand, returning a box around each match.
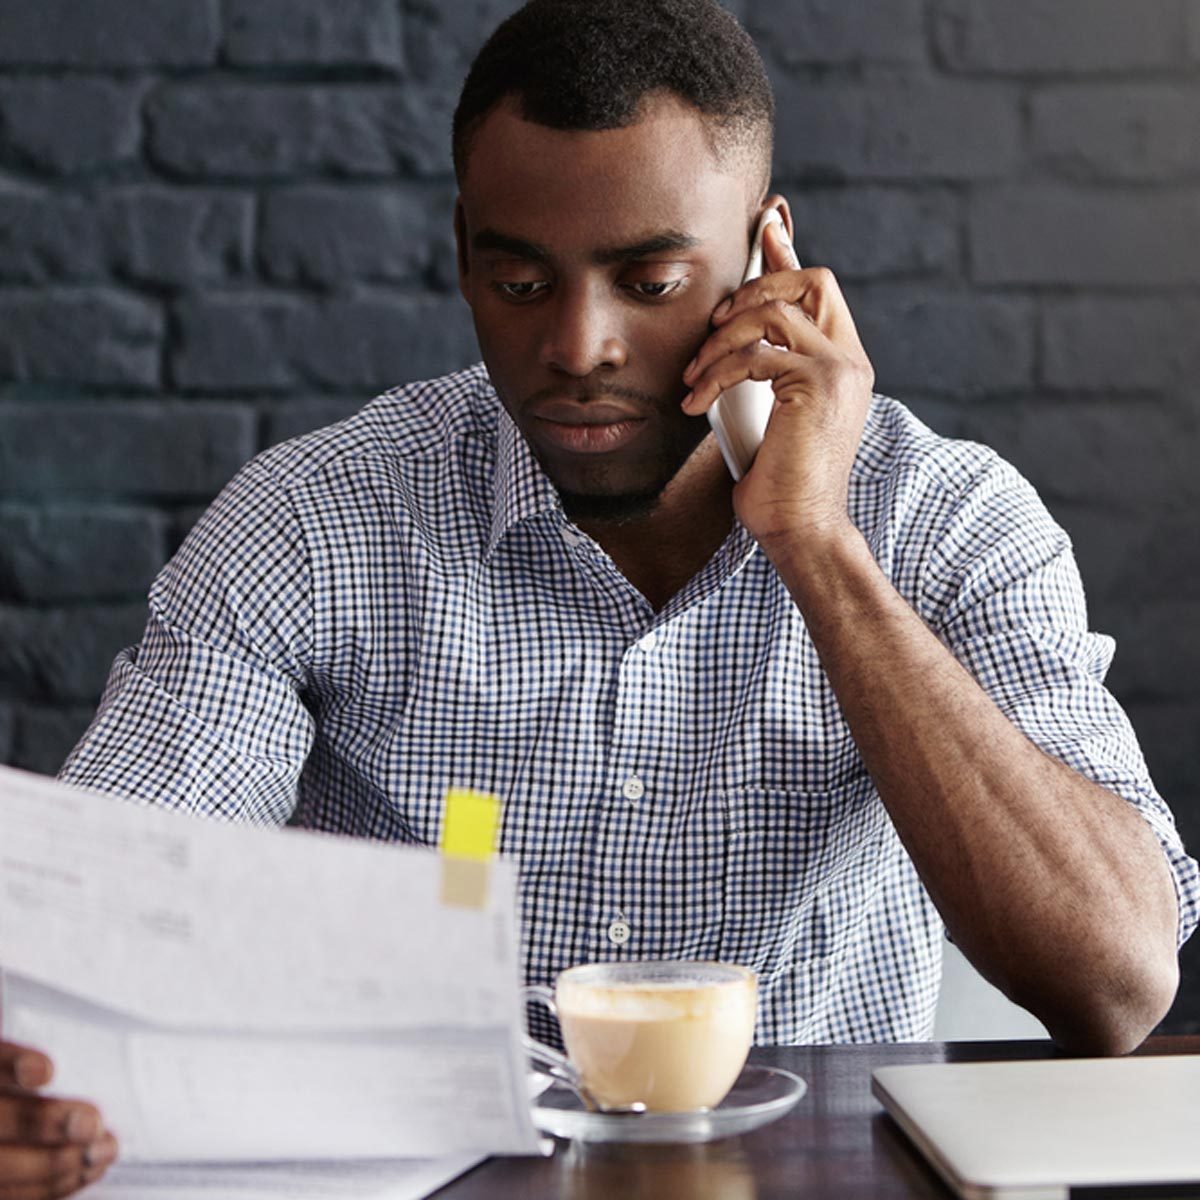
[0,1041,117,1198]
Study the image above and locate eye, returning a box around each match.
[495,281,549,301]
[626,279,685,300]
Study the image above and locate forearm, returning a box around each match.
[679,236,1179,1049]
[766,524,1180,1053]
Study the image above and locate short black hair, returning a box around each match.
[452,0,774,190]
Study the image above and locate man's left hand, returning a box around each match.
[682,220,875,556]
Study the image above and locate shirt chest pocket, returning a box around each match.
[718,778,884,972]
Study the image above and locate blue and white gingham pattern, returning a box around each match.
[61,363,1200,1045]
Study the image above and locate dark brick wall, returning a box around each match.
[0,1,1197,1031]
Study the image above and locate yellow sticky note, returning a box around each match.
[440,788,501,862]
[440,789,501,910]
[440,857,490,909]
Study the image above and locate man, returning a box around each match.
[2,0,1197,1192]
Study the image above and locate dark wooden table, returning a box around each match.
[439,1036,1200,1199]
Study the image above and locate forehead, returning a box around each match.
[458,95,751,247]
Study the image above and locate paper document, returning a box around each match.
[0,764,543,1163]
[91,1155,485,1200]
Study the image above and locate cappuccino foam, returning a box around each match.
[556,970,756,1112]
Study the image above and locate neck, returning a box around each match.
[575,439,735,612]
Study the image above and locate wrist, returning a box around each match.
[761,518,880,613]
[755,512,865,574]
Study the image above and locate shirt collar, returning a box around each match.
[480,379,761,580]
[485,406,563,560]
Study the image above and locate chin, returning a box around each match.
[556,487,665,524]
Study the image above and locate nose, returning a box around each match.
[537,283,628,376]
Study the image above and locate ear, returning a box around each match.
[453,196,471,304]
[761,192,794,242]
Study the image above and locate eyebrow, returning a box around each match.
[472,228,701,266]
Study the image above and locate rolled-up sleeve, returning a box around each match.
[917,455,1200,950]
[60,458,314,825]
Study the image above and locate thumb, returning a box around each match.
[762,219,799,271]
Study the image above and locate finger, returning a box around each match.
[685,298,828,394]
[789,267,868,361]
[0,1049,52,1093]
[0,1132,117,1193]
[761,218,800,273]
[0,1145,89,1189]
[714,265,868,363]
[0,1159,107,1200]
[683,342,812,416]
[0,1094,102,1145]
[0,1153,112,1200]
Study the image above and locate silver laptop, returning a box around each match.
[872,1056,1200,1199]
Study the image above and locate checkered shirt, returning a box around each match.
[61,363,1200,1045]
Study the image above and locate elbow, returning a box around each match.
[1043,952,1179,1058]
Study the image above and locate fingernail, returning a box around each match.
[84,1139,113,1168]
[681,391,694,410]
[14,1054,46,1089]
[683,356,697,380]
[712,298,732,320]
[66,1109,100,1143]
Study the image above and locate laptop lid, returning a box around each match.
[872,1056,1200,1200]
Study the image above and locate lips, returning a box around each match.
[527,399,648,456]
[531,399,645,425]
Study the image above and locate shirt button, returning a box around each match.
[622,775,644,802]
[637,630,658,652]
[560,527,584,549]
[607,918,631,946]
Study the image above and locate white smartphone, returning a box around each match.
[706,206,792,481]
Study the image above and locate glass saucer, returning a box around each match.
[531,1065,806,1144]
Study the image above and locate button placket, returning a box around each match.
[590,637,653,959]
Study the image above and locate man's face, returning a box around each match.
[456,95,757,520]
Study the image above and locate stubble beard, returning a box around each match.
[549,417,711,525]
[555,485,666,524]
[510,381,710,525]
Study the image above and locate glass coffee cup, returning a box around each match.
[523,960,758,1113]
